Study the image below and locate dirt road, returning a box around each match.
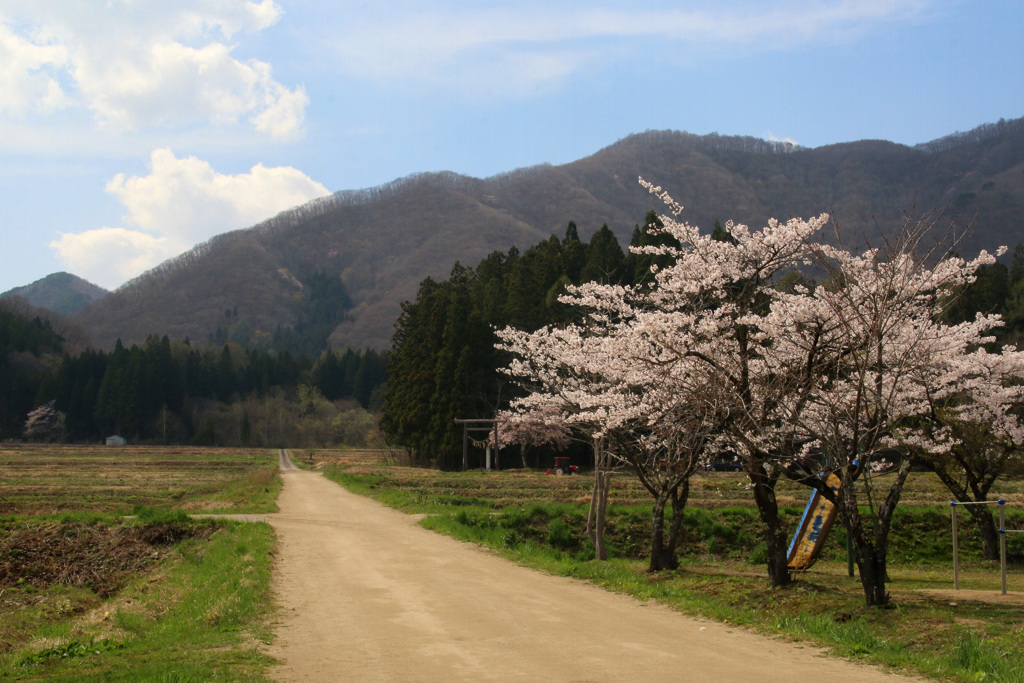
[265,454,919,682]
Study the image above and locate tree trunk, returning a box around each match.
[648,495,675,571]
[852,538,890,607]
[838,458,912,607]
[594,471,610,561]
[967,504,1001,561]
[749,462,791,587]
[587,476,597,539]
[667,480,689,557]
[836,481,887,605]
[648,480,689,572]
[587,438,609,561]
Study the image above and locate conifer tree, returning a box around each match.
[580,224,625,284]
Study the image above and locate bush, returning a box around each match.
[546,518,576,549]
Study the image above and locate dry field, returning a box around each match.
[302,447,1024,512]
[0,444,278,515]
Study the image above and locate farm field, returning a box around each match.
[0,445,280,681]
[4,445,1024,681]
[303,447,1024,509]
[308,448,1024,682]
[0,444,280,516]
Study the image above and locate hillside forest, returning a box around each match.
[1,295,386,448]
[72,118,1024,354]
[2,210,1023,457]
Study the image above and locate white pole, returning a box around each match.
[952,501,960,590]
[948,499,1007,591]
[1000,500,1007,596]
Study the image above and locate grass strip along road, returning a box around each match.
[268,451,922,682]
[315,449,1024,683]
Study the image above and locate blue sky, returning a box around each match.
[1,0,1022,292]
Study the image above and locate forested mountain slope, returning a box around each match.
[2,272,107,316]
[76,117,1024,351]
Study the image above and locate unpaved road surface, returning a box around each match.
[266,455,920,682]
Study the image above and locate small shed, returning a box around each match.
[105,435,127,447]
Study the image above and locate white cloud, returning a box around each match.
[50,149,330,289]
[106,148,330,241]
[0,1,305,138]
[251,80,310,141]
[0,21,69,116]
[766,132,800,147]
[49,227,173,290]
[331,0,938,96]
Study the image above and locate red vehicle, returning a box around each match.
[545,456,578,476]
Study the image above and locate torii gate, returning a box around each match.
[453,418,502,471]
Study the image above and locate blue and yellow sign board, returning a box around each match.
[787,472,842,571]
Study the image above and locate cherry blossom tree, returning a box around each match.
[773,220,1007,605]
[497,313,727,569]
[571,179,831,585]
[23,400,65,442]
[621,183,1021,601]
[914,346,1024,559]
[501,179,835,581]
[604,390,728,571]
[500,177,1024,602]
[498,321,634,561]
[493,404,572,469]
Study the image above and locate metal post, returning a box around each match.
[462,423,468,471]
[952,501,959,590]
[493,421,499,471]
[1000,500,1007,596]
[947,499,1015,592]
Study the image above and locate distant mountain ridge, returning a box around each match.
[75,116,1024,351]
[2,272,107,316]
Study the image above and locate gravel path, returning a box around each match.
[265,451,921,682]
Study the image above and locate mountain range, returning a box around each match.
[54,116,1024,351]
[1,272,108,317]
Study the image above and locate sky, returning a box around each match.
[1,0,1022,293]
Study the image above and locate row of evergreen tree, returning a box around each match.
[381,215,680,470]
[943,244,1024,343]
[0,305,64,437]
[0,297,386,444]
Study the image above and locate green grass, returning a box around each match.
[322,462,1024,683]
[328,471,496,512]
[1,520,275,682]
[0,447,282,681]
[185,466,282,514]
